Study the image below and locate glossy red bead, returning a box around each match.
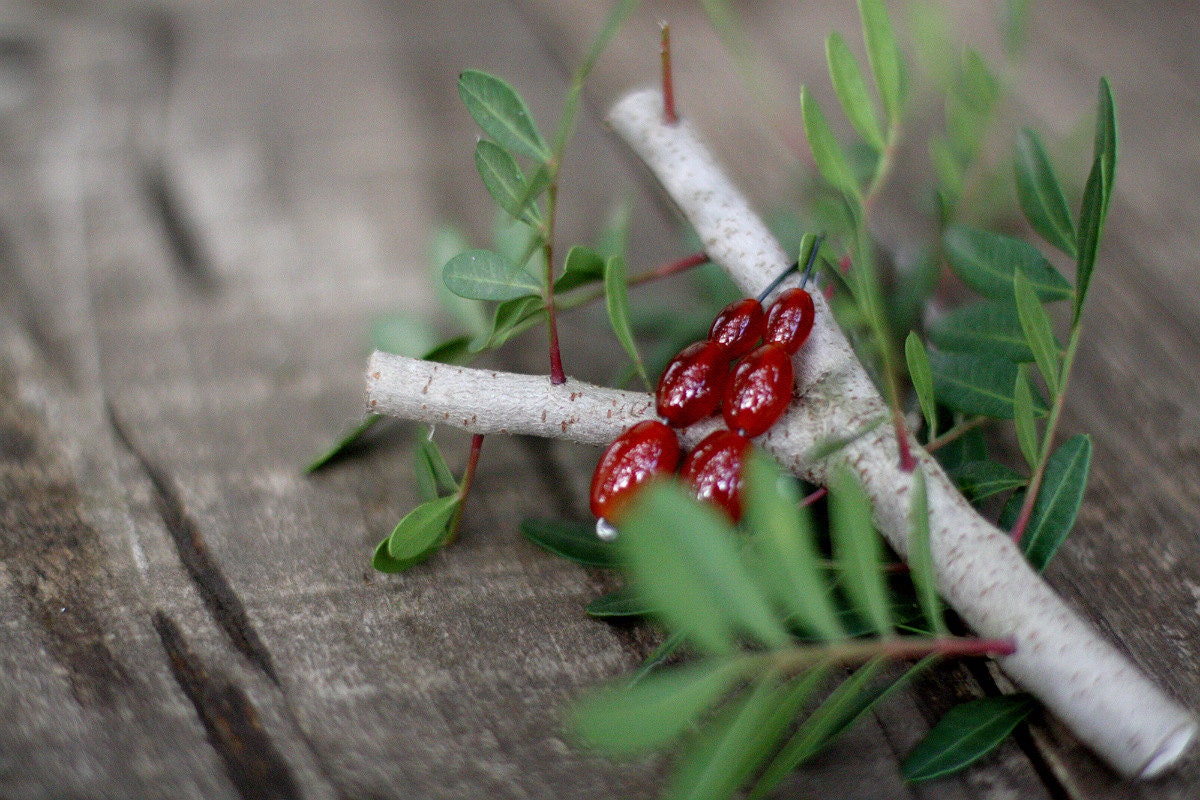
[681,429,751,521]
[708,298,765,358]
[590,420,681,521]
[723,343,794,438]
[656,340,729,428]
[764,288,816,354]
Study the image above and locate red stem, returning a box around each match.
[799,486,827,508]
[629,251,708,286]
[895,412,916,473]
[446,434,486,545]
[544,184,566,385]
[660,22,677,125]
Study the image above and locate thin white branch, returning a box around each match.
[366,89,1196,779]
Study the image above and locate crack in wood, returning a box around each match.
[141,162,220,294]
[0,365,128,706]
[107,402,279,685]
[152,610,300,800]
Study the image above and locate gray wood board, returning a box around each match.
[0,1,1196,799]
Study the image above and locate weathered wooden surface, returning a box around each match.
[0,1,1197,798]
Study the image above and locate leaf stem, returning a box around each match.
[542,180,566,384]
[660,22,677,125]
[761,635,1017,676]
[446,434,486,545]
[627,251,708,287]
[925,415,989,452]
[1011,328,1081,545]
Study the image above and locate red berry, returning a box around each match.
[681,429,751,521]
[723,343,794,438]
[590,420,681,521]
[764,288,816,354]
[708,298,765,358]
[656,340,729,428]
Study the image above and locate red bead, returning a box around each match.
[723,343,794,438]
[656,340,729,428]
[764,288,816,354]
[681,429,751,521]
[590,420,681,521]
[708,298,765,358]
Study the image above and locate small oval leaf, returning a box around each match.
[520,517,616,568]
[604,255,651,390]
[902,694,1036,782]
[905,332,937,441]
[943,225,1072,304]
[857,0,904,124]
[474,140,541,223]
[1013,271,1061,397]
[555,245,605,292]
[443,249,541,302]
[801,87,861,198]
[1022,434,1092,571]
[458,70,549,160]
[929,349,1047,419]
[586,587,650,619]
[948,460,1026,503]
[387,495,460,561]
[829,467,891,637]
[826,32,885,150]
[928,301,1036,363]
[1014,129,1076,256]
[1013,366,1040,469]
[907,467,946,635]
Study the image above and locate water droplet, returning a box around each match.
[595,518,618,541]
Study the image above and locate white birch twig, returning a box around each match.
[366,89,1195,779]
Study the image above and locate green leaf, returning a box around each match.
[928,301,1036,363]
[902,694,1036,782]
[457,70,549,160]
[372,536,413,573]
[413,433,459,502]
[1013,365,1040,470]
[571,658,746,756]
[370,313,440,358]
[826,32,885,150]
[905,332,937,441]
[471,294,544,352]
[1074,161,1104,328]
[429,226,490,339]
[801,87,861,199]
[1014,129,1077,256]
[935,426,987,473]
[929,349,1047,419]
[743,452,845,641]
[960,49,1000,113]
[829,468,891,637]
[943,225,1073,304]
[474,140,541,224]
[555,245,605,292]
[750,658,889,798]
[665,675,786,800]
[1021,434,1092,571]
[908,467,945,635]
[1013,270,1061,397]
[949,460,1026,503]
[520,517,616,568]
[857,0,904,124]
[604,256,651,390]
[619,481,792,654]
[443,249,541,301]
[586,587,650,619]
[1094,77,1118,218]
[387,495,460,561]
[422,336,474,365]
[306,414,382,473]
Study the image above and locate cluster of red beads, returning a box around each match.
[589,286,816,526]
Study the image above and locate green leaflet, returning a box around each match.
[949,459,1026,503]
[1014,129,1076,256]
[554,245,605,292]
[474,140,542,224]
[905,332,937,441]
[943,225,1072,304]
[413,433,459,502]
[1020,434,1092,571]
[1075,79,1118,328]
[305,414,382,473]
[570,658,746,756]
[664,675,788,800]
[1013,270,1061,397]
[928,300,1036,363]
[903,694,1036,782]
[618,481,792,655]
[857,0,904,124]
[470,294,544,352]
[519,517,616,568]
[586,587,650,619]
[458,70,549,160]
[387,494,460,562]
[826,32,885,150]
[802,86,861,198]
[1012,365,1040,470]
[907,467,946,635]
[829,467,892,637]
[743,452,845,641]
[929,349,1047,419]
[604,255,651,389]
[443,249,541,301]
